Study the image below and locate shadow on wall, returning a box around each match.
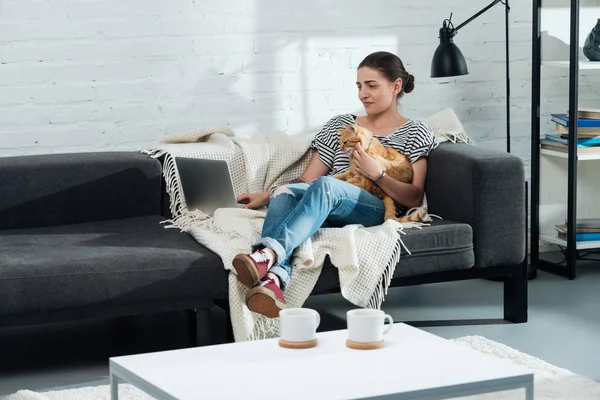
[251,0,448,138]
[541,31,587,62]
[163,68,264,135]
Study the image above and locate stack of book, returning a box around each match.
[541,108,600,154]
[555,218,600,242]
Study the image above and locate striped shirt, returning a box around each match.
[310,114,439,177]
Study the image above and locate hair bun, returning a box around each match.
[404,74,415,94]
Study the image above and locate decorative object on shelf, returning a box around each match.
[583,18,600,61]
[430,0,512,153]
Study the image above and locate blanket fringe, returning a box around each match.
[441,131,473,145]
[365,226,408,309]
[247,316,279,342]
[142,149,184,219]
[141,148,210,230]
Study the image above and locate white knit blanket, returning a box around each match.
[142,108,470,342]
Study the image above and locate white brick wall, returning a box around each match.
[1,0,599,175]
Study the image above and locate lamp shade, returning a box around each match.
[430,42,469,78]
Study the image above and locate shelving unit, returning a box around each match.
[531,0,600,279]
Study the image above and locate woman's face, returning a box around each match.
[356,67,402,115]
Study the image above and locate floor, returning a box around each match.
[1,256,599,397]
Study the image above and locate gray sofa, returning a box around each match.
[0,143,527,345]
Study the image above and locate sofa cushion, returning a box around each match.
[0,152,163,231]
[397,219,474,275]
[0,216,228,316]
[312,219,474,294]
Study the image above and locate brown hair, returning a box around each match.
[358,51,414,100]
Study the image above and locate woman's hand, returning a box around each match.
[353,143,382,181]
[237,190,271,209]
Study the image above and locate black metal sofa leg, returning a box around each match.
[213,299,235,343]
[225,314,234,343]
[222,302,235,343]
[185,308,212,347]
[503,260,528,323]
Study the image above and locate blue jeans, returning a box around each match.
[252,176,385,290]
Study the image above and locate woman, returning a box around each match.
[233,51,438,318]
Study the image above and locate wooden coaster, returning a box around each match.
[278,338,318,349]
[346,339,384,350]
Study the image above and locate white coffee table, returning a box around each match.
[109,323,533,400]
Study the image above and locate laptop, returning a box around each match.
[175,157,244,216]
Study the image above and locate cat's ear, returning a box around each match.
[346,125,356,134]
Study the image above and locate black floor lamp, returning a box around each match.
[429,1,536,280]
[430,0,511,153]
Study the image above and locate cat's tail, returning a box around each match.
[395,207,428,223]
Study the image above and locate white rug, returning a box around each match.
[6,335,600,400]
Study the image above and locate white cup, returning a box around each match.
[347,309,394,343]
[279,308,321,342]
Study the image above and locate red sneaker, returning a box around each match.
[246,277,287,318]
[232,250,273,288]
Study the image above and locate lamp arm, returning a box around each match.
[451,0,505,35]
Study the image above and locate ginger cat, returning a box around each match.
[334,124,427,223]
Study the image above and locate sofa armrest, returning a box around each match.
[425,142,526,267]
[0,151,163,230]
